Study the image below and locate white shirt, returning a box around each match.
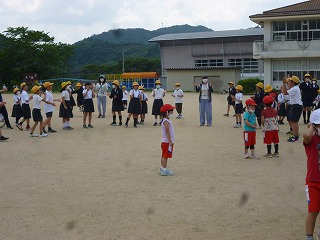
[21,90,30,104]
[33,94,42,110]
[61,90,70,101]
[287,85,302,105]
[235,92,243,104]
[95,83,108,97]
[277,93,285,104]
[130,89,141,98]
[44,90,54,113]
[161,118,175,143]
[141,92,148,101]
[13,94,21,105]
[173,89,184,103]
[83,89,93,99]
[153,88,165,99]
[122,90,128,101]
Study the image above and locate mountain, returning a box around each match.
[69,24,213,73]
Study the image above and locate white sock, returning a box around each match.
[67,121,70,127]
[63,122,67,127]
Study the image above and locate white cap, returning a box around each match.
[310,109,320,124]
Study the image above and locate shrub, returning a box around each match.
[238,78,264,94]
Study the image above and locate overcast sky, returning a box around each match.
[0,0,302,44]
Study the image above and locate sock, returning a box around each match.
[303,111,306,121]
[307,111,311,122]
[67,121,70,127]
[126,118,130,124]
[113,115,116,123]
[63,122,67,127]
[119,115,122,123]
[267,145,272,154]
[275,144,279,153]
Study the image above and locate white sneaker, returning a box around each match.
[40,133,48,137]
[244,153,251,159]
[29,133,38,137]
[233,124,240,128]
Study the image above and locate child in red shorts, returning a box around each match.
[159,104,175,176]
[303,109,320,240]
[261,95,280,158]
[243,98,259,159]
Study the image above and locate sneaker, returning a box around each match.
[16,124,23,131]
[0,136,9,141]
[88,124,94,128]
[286,130,293,136]
[288,136,299,142]
[125,122,128,128]
[160,168,174,176]
[83,124,88,128]
[272,152,279,158]
[244,153,251,159]
[263,153,273,158]
[233,124,240,128]
[7,126,13,129]
[98,114,102,118]
[251,154,260,160]
[119,122,122,126]
[110,122,117,126]
[48,128,57,133]
[140,121,144,125]
[200,124,204,126]
[43,129,48,134]
[223,114,229,117]
[153,122,158,126]
[63,126,69,130]
[67,126,74,130]
[102,115,105,118]
[40,133,48,137]
[29,133,38,137]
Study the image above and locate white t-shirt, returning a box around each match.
[130,89,141,98]
[83,89,93,99]
[153,88,165,99]
[33,94,42,110]
[161,118,175,143]
[61,90,70,101]
[141,92,148,101]
[173,89,184,103]
[235,92,243,104]
[44,90,54,113]
[122,90,128,101]
[21,90,30,104]
[287,85,302,105]
[13,94,21,105]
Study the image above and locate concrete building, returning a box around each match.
[149,28,264,91]
[250,0,320,89]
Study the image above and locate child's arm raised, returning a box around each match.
[303,124,315,145]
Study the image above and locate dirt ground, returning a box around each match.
[0,92,310,240]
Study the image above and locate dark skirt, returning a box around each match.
[59,101,73,118]
[128,98,141,114]
[152,99,163,115]
[32,109,43,122]
[21,103,31,119]
[11,104,22,118]
[141,101,148,114]
[70,96,76,107]
[83,99,94,113]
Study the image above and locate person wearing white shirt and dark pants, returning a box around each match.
[152,80,165,126]
[42,82,60,133]
[172,83,184,119]
[83,82,95,128]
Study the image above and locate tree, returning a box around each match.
[0,27,73,86]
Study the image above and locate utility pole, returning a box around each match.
[118,42,127,73]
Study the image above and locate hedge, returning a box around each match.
[238,78,264,94]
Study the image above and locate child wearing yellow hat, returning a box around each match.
[233,85,244,128]
[18,82,33,131]
[152,80,165,126]
[139,86,148,124]
[42,82,60,134]
[11,87,23,130]
[75,82,84,112]
[59,82,74,130]
[109,80,124,126]
[125,82,141,128]
[122,85,128,109]
[172,83,184,118]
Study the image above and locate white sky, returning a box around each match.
[0,0,303,44]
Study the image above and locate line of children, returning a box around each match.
[11,87,23,130]
[172,82,184,119]
[125,82,141,128]
[82,82,95,128]
[59,82,74,130]
[139,85,148,124]
[233,85,243,128]
[42,82,60,133]
[109,80,124,126]
[152,80,165,126]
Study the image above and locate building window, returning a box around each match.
[273,20,320,41]
[228,58,259,73]
[195,59,223,67]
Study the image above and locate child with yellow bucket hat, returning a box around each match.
[11,87,23,130]
[42,82,60,134]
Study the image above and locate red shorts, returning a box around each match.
[306,181,320,212]
[161,142,174,159]
[263,130,279,144]
[243,131,256,147]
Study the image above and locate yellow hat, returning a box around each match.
[138,86,144,90]
[20,82,27,89]
[67,81,72,85]
[264,84,273,93]
[132,81,139,86]
[228,81,234,85]
[236,85,243,91]
[31,85,41,94]
[256,82,264,89]
[13,88,19,94]
[318,89,320,93]
[312,78,317,81]
[76,82,82,87]
[155,80,161,85]
[112,80,119,86]
[43,82,54,89]
[61,82,68,89]
[290,76,300,84]
[175,82,180,86]
[305,73,311,78]
[122,85,126,89]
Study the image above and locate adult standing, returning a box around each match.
[282,76,303,142]
[224,81,236,117]
[95,75,109,118]
[252,82,264,128]
[194,76,213,126]
[300,73,313,124]
[0,84,13,129]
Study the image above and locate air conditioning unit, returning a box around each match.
[274,35,285,42]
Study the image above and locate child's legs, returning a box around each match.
[249,145,255,155]
[63,118,67,123]
[154,114,158,120]
[83,112,88,124]
[15,116,20,124]
[244,146,249,154]
[118,111,122,117]
[161,157,168,168]
[26,118,30,126]
[97,97,102,115]
[39,120,44,133]
[88,112,92,124]
[43,116,51,128]
[306,212,318,236]
[31,121,38,133]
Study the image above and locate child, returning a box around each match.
[75,82,84,112]
[122,85,128,109]
[42,82,60,133]
[29,85,55,137]
[18,82,33,130]
[67,81,76,110]
[0,101,9,141]
[303,109,320,240]
[277,86,287,124]
[109,80,124,126]
[139,86,148,124]
[261,96,279,158]
[125,82,141,128]
[243,98,259,159]
[59,82,73,130]
[224,81,236,117]
[11,87,23,130]
[152,79,165,126]
[159,104,176,176]
[233,85,244,128]
[314,89,320,110]
[172,82,184,118]
[83,82,95,128]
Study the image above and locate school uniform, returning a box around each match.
[59,90,73,118]
[69,87,76,107]
[277,93,287,117]
[32,94,43,122]
[44,90,54,118]
[300,81,313,107]
[128,89,141,114]
[235,92,243,114]
[83,89,94,112]
[11,94,22,121]
[75,87,84,107]
[227,87,236,106]
[122,90,128,106]
[140,92,148,114]
[21,90,32,119]
[152,88,165,115]
[287,85,303,122]
[110,87,124,112]
[173,89,183,115]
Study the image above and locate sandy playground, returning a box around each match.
[0,92,311,239]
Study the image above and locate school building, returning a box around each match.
[250,0,320,89]
[149,28,264,91]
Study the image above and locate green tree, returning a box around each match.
[0,27,73,87]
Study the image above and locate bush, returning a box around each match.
[238,78,264,94]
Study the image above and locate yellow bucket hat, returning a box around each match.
[264,84,273,93]
[43,82,54,89]
[31,85,41,94]
[112,80,119,86]
[236,85,243,91]
[13,88,19,94]
[132,82,139,86]
[256,82,264,89]
[20,82,27,89]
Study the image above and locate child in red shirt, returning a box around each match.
[303,109,320,240]
[261,96,279,158]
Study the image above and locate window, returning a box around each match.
[195,59,223,67]
[228,58,259,73]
